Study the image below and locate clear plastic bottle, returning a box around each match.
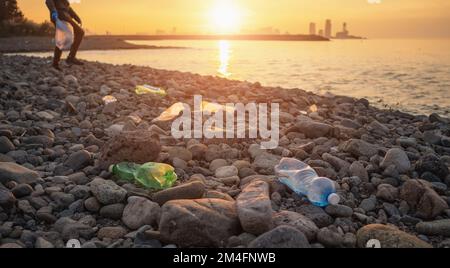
[275,158,340,207]
[110,162,177,190]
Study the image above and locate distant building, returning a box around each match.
[325,19,332,38]
[336,22,349,39]
[318,29,324,37]
[309,23,316,35]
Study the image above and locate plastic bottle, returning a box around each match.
[275,158,340,207]
[135,85,167,96]
[110,162,178,190]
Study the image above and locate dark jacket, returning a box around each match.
[46,0,81,24]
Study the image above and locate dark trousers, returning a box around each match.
[53,18,84,65]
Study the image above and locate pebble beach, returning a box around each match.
[0,54,449,248]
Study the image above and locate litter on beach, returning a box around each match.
[110,162,178,190]
[102,95,117,104]
[135,85,167,96]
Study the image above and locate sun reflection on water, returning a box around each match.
[218,40,231,78]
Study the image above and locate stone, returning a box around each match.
[84,197,101,212]
[209,159,228,172]
[272,210,319,241]
[317,227,344,248]
[415,154,449,179]
[376,184,399,202]
[325,204,353,218]
[187,143,208,160]
[399,179,448,219]
[89,177,127,205]
[151,181,205,206]
[0,136,15,153]
[99,131,161,169]
[122,196,160,230]
[349,161,369,181]
[215,166,238,178]
[252,153,281,174]
[35,237,55,248]
[22,135,54,148]
[18,199,35,215]
[159,199,240,247]
[99,203,125,220]
[0,162,39,184]
[359,195,377,212]
[236,180,273,235]
[168,147,192,162]
[248,225,310,248]
[416,219,450,237]
[11,184,33,198]
[294,120,333,138]
[64,150,91,171]
[67,172,90,185]
[296,205,334,228]
[0,185,16,208]
[68,185,90,200]
[97,226,127,240]
[342,139,379,158]
[356,224,432,248]
[380,148,411,174]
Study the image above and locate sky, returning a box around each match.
[17,0,450,38]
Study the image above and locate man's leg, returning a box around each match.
[67,19,84,63]
[53,46,63,70]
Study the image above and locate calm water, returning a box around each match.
[21,39,450,116]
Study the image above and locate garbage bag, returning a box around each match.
[55,19,74,50]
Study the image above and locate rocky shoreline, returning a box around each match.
[0,36,183,54]
[0,54,449,248]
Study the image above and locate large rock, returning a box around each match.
[272,210,319,241]
[151,181,205,206]
[159,199,240,247]
[122,196,161,230]
[399,179,448,219]
[294,120,334,138]
[356,224,432,248]
[89,177,127,205]
[248,225,311,248]
[416,219,450,237]
[99,131,161,169]
[380,148,411,174]
[236,180,273,235]
[342,139,379,158]
[0,162,39,184]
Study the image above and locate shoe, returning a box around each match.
[52,63,62,71]
[66,57,84,65]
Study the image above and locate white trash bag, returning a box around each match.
[55,19,74,50]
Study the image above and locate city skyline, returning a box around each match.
[16,0,450,38]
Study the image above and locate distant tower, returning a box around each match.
[343,22,347,33]
[325,19,332,38]
[309,23,316,35]
[318,29,324,37]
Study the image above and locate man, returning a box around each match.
[46,0,84,70]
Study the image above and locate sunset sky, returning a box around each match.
[17,0,450,38]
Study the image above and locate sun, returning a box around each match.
[209,1,242,34]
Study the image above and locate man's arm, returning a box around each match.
[69,7,82,25]
[45,0,56,12]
